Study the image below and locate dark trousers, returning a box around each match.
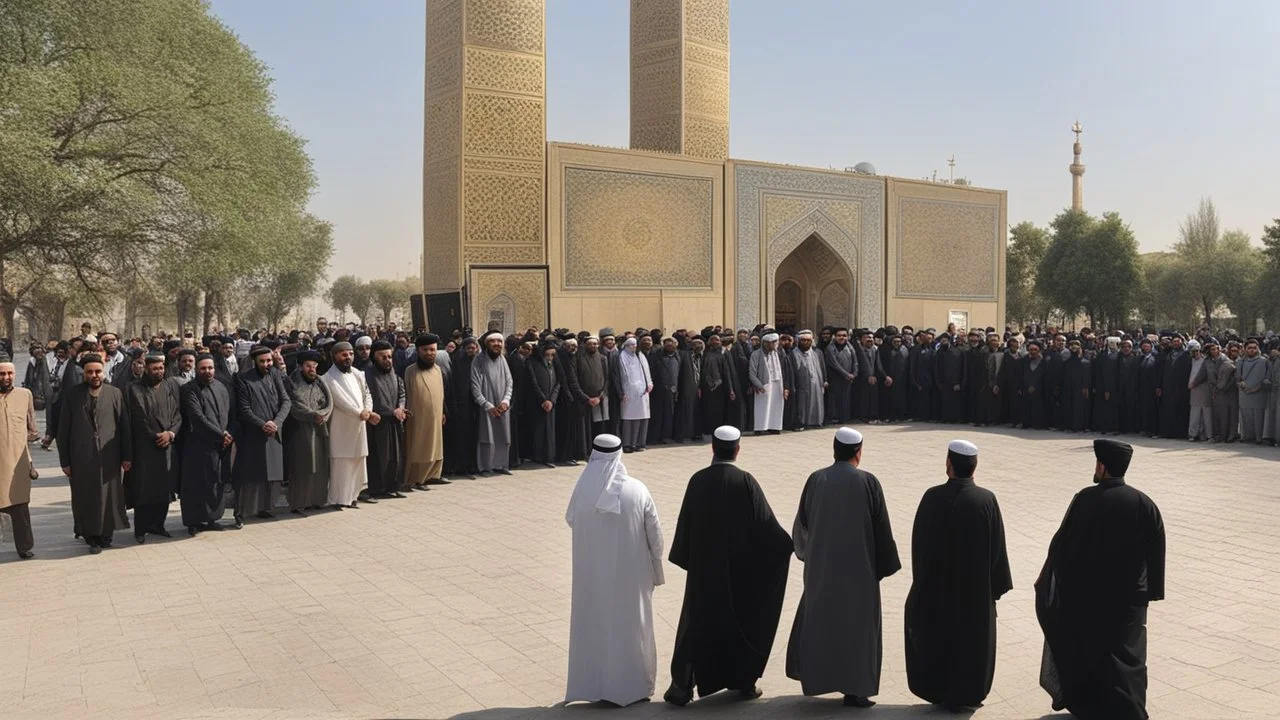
[1,503,34,555]
[133,502,170,535]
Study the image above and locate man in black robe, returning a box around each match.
[933,333,966,423]
[824,328,857,424]
[1092,339,1121,433]
[664,425,792,706]
[1036,439,1165,720]
[124,355,183,543]
[697,335,737,435]
[445,338,480,477]
[648,336,681,444]
[905,439,1012,711]
[1045,335,1070,429]
[731,330,754,429]
[877,333,908,422]
[231,346,291,527]
[58,354,132,554]
[527,342,560,467]
[364,340,407,499]
[179,355,232,534]
[1158,335,1192,439]
[1061,340,1092,432]
[555,338,588,464]
[574,336,610,440]
[998,336,1023,427]
[908,330,935,421]
[853,331,881,422]
[673,337,701,441]
[1136,338,1162,436]
[284,350,331,514]
[962,331,988,424]
[1115,339,1141,434]
[508,341,532,466]
[1020,341,1050,429]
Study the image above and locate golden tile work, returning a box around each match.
[463,173,542,246]
[470,267,548,334]
[896,197,999,299]
[462,93,545,159]
[562,167,713,288]
[464,0,544,55]
[464,47,544,95]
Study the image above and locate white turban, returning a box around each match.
[762,333,780,343]
[835,427,863,446]
[948,439,979,457]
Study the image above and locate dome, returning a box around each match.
[853,162,876,175]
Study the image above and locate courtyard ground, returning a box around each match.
[2,421,1277,719]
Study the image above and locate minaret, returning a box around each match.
[1069,120,1085,211]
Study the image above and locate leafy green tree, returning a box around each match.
[326,275,375,325]
[1005,221,1050,326]
[247,215,333,332]
[1137,253,1198,330]
[1260,219,1280,326]
[369,279,407,325]
[1036,209,1141,329]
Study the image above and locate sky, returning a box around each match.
[208,0,1280,291]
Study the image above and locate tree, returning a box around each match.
[1215,230,1264,332]
[1172,198,1239,328]
[1036,209,1141,329]
[326,275,373,325]
[1260,219,1280,326]
[1137,252,1199,330]
[246,214,333,332]
[1005,221,1050,325]
[369,278,410,325]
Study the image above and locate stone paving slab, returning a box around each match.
[2,423,1278,719]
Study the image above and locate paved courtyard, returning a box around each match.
[2,422,1278,719]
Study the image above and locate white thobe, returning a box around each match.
[323,365,372,505]
[618,350,651,421]
[565,460,665,706]
[751,349,785,431]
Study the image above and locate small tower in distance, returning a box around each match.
[1069,120,1085,211]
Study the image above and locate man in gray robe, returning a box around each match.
[824,329,857,424]
[1264,343,1280,445]
[124,355,183,543]
[1236,340,1268,443]
[1186,341,1213,441]
[232,346,291,527]
[471,331,514,476]
[791,330,826,429]
[1210,342,1238,442]
[786,427,900,708]
[58,354,132,554]
[285,350,331,514]
[365,340,407,499]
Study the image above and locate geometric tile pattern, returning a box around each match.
[897,197,999,299]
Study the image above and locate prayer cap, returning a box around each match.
[482,331,504,342]
[1186,340,1201,351]
[125,347,144,358]
[762,332,780,343]
[143,352,164,363]
[416,333,440,347]
[297,350,323,364]
[371,339,393,352]
[599,327,615,339]
[332,341,354,353]
[713,425,741,443]
[163,339,181,352]
[201,335,216,347]
[1094,438,1134,477]
[460,336,478,348]
[249,345,272,358]
[591,434,622,453]
[177,348,196,358]
[316,337,335,348]
[798,329,814,337]
[354,335,373,347]
[79,353,104,367]
[82,334,98,343]
[835,427,863,446]
[948,439,979,457]
[623,337,637,348]
[689,336,705,345]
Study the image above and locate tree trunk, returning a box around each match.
[46,298,67,340]
[1202,297,1213,329]
[177,292,194,337]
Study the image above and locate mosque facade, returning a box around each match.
[423,0,1006,336]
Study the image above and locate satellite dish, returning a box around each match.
[853,162,876,175]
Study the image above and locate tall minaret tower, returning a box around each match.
[1069,120,1085,211]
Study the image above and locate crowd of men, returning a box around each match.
[566,426,1164,718]
[1,316,1275,561]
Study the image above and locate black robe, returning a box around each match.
[1137,352,1163,435]
[364,366,405,495]
[853,343,880,421]
[1116,352,1141,434]
[508,351,529,465]
[1036,477,1165,720]
[648,349,681,443]
[1061,354,1092,431]
[445,353,479,475]
[878,345,908,422]
[963,345,988,424]
[668,461,793,698]
[905,477,1012,707]
[731,341,754,429]
[1019,356,1050,429]
[57,383,132,538]
[1091,351,1120,433]
[825,342,856,424]
[1046,349,1070,429]
[998,350,1023,426]
[556,350,588,462]
[527,358,559,463]
[934,345,967,423]
[908,345,935,421]
[698,350,737,434]
[124,378,183,514]
[231,368,291,515]
[673,350,700,440]
[1158,351,1192,438]
[179,379,231,526]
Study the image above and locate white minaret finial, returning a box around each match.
[1069,120,1086,211]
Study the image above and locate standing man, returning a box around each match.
[124,355,183,543]
[1186,341,1213,441]
[231,346,291,527]
[0,356,39,559]
[1211,342,1238,443]
[403,333,447,491]
[648,336,681,445]
[284,350,331,514]
[786,427,900,708]
[614,337,652,453]
[748,332,786,435]
[325,342,374,508]
[824,328,857,424]
[471,332,514,476]
[58,355,132,554]
[853,330,881,423]
[1237,339,1269,443]
[908,329,936,422]
[365,340,407,500]
[664,426,793,706]
[905,440,1012,711]
[1037,439,1165,719]
[934,333,966,423]
[791,331,826,429]
[564,433,665,707]
[528,342,561,468]
[696,335,736,434]
[574,336,610,440]
[179,355,232,534]
[1092,338,1121,434]
[1158,335,1192,439]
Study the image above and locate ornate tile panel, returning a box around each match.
[895,197,999,299]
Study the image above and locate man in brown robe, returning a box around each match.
[58,354,132,554]
[404,333,447,490]
[0,357,40,559]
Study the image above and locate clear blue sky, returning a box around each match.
[209,0,1280,288]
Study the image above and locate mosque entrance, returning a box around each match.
[772,232,854,334]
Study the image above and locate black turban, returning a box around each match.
[1094,438,1134,478]
[371,339,393,352]
[79,353,104,367]
[163,339,181,352]
[195,352,214,364]
[249,345,272,358]
[415,333,440,347]
[297,350,323,364]
[125,347,144,359]
[177,348,197,358]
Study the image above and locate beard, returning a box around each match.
[0,378,11,393]
[417,356,435,369]
[486,347,501,359]
[335,357,353,373]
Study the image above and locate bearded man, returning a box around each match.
[404,333,447,490]
[124,355,183,543]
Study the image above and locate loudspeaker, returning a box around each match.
[426,292,462,337]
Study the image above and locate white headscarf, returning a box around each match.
[565,435,630,522]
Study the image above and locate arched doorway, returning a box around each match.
[772,232,855,333]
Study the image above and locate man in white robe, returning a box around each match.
[749,332,786,435]
[323,342,374,508]
[564,433,665,707]
[613,337,652,453]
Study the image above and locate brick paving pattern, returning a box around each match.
[2,423,1277,719]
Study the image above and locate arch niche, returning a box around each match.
[769,230,855,334]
